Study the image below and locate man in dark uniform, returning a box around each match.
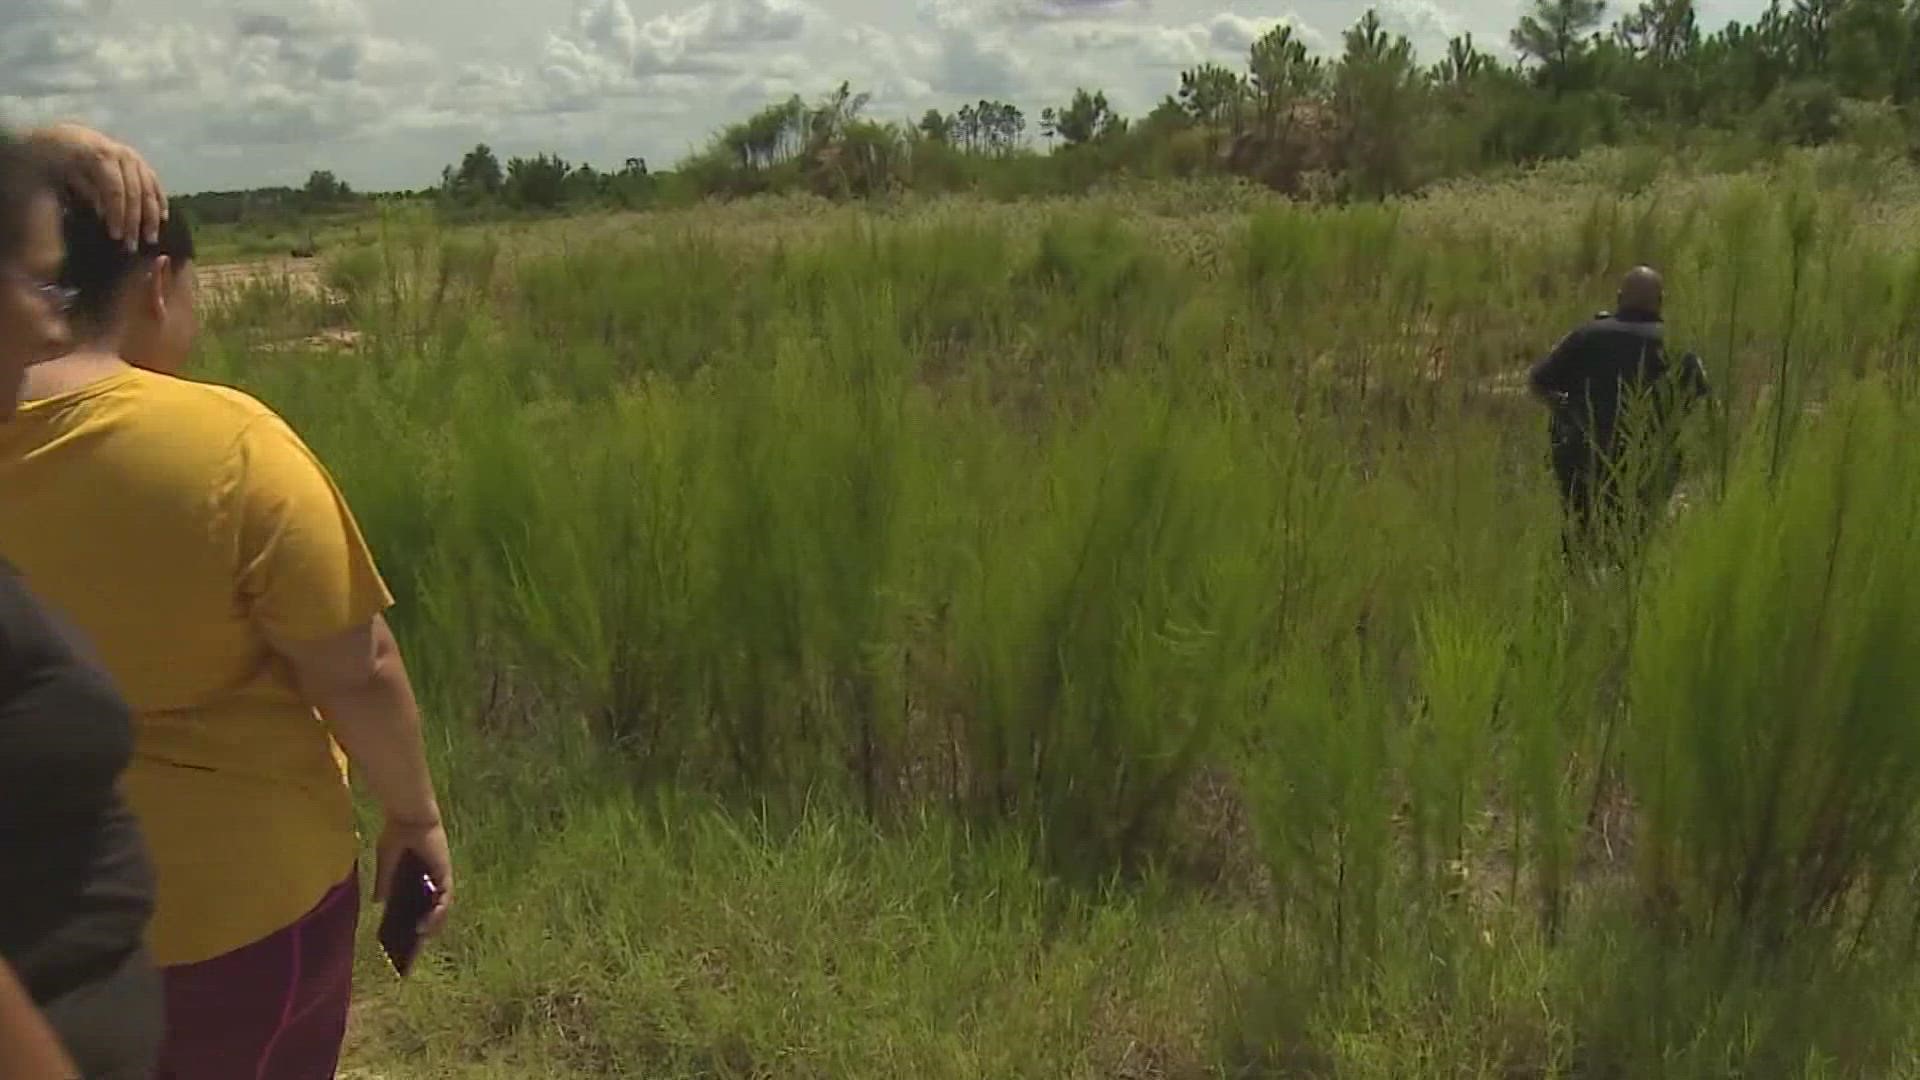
[1529,266,1712,560]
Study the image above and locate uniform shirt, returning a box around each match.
[1529,309,1711,457]
[0,564,155,1003]
[0,367,392,966]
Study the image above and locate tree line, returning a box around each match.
[182,0,1920,221]
[663,0,1920,202]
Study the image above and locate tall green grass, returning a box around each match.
[187,170,1920,1077]
[1633,383,1920,950]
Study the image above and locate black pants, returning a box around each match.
[1553,443,1677,560]
[38,946,163,1080]
[1554,448,1613,556]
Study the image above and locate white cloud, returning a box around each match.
[9,0,109,19]
[565,0,814,76]
[693,0,812,48]
[0,13,208,101]
[923,14,1034,99]
[2,0,441,158]
[198,82,387,147]
[841,24,936,100]
[538,35,637,110]
[233,0,371,40]
[1205,12,1303,54]
[578,0,643,59]
[994,0,1152,21]
[524,0,838,123]
[1016,10,1324,112]
[1373,0,1462,56]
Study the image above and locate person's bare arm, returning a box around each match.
[268,615,453,939]
[21,123,166,250]
[231,413,453,939]
[0,959,79,1079]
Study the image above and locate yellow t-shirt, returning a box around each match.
[0,367,393,966]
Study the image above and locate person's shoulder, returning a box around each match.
[158,374,278,418]
[73,373,331,499]
[1566,312,1613,335]
[114,370,279,429]
[1587,313,1664,344]
[51,372,267,480]
[1591,310,1662,330]
[128,373,318,451]
[1552,316,1604,350]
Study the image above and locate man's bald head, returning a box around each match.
[1617,265,1664,317]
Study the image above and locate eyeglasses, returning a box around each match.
[1,268,78,315]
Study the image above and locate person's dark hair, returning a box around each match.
[0,135,56,265]
[58,197,194,329]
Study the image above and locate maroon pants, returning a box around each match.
[153,875,359,1080]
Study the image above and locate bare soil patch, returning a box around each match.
[199,256,325,300]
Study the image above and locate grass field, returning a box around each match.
[198,147,1920,1078]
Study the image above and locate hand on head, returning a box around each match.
[24,124,167,252]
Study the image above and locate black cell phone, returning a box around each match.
[378,849,438,978]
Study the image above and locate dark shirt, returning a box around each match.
[1529,308,1710,457]
[0,566,154,1007]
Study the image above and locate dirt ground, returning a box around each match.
[198,255,324,299]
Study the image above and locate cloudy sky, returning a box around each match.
[4,0,1768,194]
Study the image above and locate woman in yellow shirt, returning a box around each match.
[0,195,455,1078]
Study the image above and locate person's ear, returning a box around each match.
[146,255,173,321]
